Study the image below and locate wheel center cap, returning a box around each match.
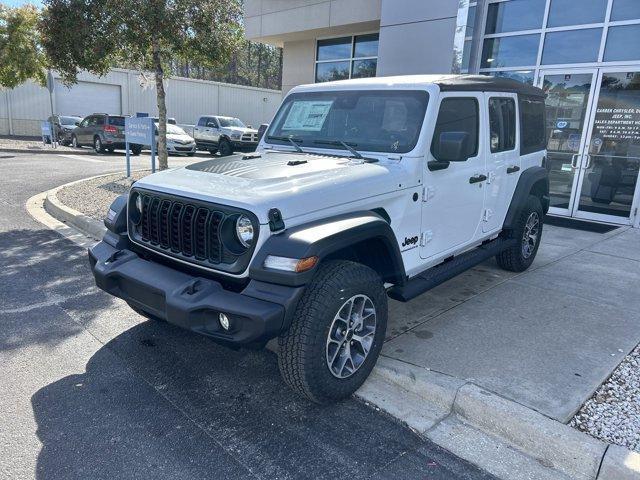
[346,330,354,341]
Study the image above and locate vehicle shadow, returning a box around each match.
[30,317,431,479]
[0,228,115,351]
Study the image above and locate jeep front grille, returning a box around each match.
[129,190,256,274]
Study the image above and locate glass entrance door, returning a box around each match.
[539,69,599,217]
[539,68,640,225]
[574,69,640,224]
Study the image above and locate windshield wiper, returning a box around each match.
[267,135,304,153]
[312,140,364,159]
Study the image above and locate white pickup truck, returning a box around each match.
[185,115,259,156]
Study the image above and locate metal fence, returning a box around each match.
[0,68,282,137]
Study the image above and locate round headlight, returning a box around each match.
[235,215,254,248]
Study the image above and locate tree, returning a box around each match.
[40,0,243,170]
[0,4,46,88]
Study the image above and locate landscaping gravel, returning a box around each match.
[0,136,76,152]
[571,343,640,452]
[57,171,150,221]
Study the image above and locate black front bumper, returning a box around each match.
[89,240,303,345]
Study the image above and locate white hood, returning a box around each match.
[133,151,407,224]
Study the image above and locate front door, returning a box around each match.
[538,68,640,225]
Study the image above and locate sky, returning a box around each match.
[3,0,42,6]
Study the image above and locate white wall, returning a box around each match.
[0,68,282,136]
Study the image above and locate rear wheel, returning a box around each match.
[278,260,387,404]
[208,148,218,156]
[131,145,142,156]
[219,138,233,157]
[496,195,543,272]
[93,136,105,154]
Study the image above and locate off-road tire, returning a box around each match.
[278,260,387,404]
[496,194,543,272]
[94,136,105,154]
[219,138,233,157]
[131,145,142,156]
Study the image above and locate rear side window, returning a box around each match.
[95,116,105,126]
[431,97,479,160]
[489,97,516,153]
[108,116,125,126]
[519,96,546,154]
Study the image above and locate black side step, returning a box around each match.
[388,237,515,302]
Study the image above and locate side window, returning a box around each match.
[431,97,479,161]
[197,117,207,127]
[519,96,546,154]
[95,116,105,126]
[85,116,95,127]
[488,97,516,153]
[207,118,219,128]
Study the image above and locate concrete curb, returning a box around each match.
[358,356,640,480]
[41,171,146,242]
[37,175,640,480]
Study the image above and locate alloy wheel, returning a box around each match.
[522,212,540,259]
[326,294,377,379]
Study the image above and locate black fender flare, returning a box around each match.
[503,166,550,230]
[250,211,406,287]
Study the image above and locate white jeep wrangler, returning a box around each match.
[90,75,549,404]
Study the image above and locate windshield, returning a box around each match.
[218,117,245,128]
[266,90,429,154]
[155,123,188,135]
[60,116,80,125]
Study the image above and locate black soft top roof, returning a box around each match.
[435,75,545,98]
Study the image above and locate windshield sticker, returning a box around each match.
[283,101,333,131]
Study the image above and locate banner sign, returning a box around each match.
[41,121,52,137]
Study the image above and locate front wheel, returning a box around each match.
[496,195,543,272]
[278,260,387,404]
[71,135,79,148]
[218,138,233,157]
[130,145,142,156]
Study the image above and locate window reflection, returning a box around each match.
[611,0,640,22]
[485,0,546,34]
[542,29,602,65]
[604,25,640,62]
[481,34,540,68]
[315,62,350,83]
[547,0,608,28]
[317,37,351,61]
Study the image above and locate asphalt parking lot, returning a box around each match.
[0,150,495,480]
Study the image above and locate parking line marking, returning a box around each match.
[59,154,107,163]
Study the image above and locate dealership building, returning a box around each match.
[245,0,640,227]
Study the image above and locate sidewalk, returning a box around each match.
[384,225,640,423]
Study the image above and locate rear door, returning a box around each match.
[77,116,93,143]
[482,93,520,233]
[420,93,486,259]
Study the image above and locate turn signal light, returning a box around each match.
[264,255,319,273]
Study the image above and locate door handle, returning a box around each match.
[571,154,580,169]
[584,155,592,169]
[507,165,520,174]
[469,174,488,184]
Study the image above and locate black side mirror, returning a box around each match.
[435,131,470,162]
[75,121,80,126]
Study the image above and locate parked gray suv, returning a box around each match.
[71,113,141,155]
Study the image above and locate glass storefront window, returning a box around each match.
[542,29,602,65]
[315,62,350,83]
[481,34,540,68]
[315,34,378,83]
[466,5,476,37]
[611,0,640,22]
[604,25,640,62]
[547,0,608,28]
[316,37,351,61]
[486,70,535,85]
[353,34,379,58]
[485,0,546,34]
[351,59,377,79]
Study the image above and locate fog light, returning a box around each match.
[218,312,230,331]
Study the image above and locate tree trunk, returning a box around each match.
[152,39,168,170]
